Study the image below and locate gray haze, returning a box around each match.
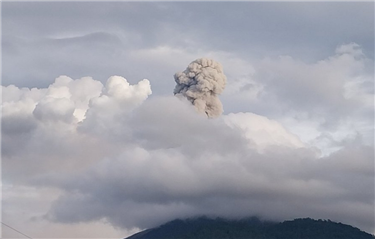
[174,58,227,117]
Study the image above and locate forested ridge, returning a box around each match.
[125,217,374,239]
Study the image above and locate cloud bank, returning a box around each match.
[2,49,374,234]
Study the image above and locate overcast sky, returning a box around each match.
[1,1,374,238]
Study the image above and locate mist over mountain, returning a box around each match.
[125,217,375,239]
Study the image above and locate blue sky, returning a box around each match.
[1,1,374,238]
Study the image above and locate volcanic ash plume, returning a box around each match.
[174,58,227,118]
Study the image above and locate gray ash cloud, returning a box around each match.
[174,58,227,118]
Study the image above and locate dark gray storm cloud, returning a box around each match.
[174,58,227,118]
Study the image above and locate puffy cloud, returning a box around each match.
[33,97,75,123]
[1,75,151,183]
[224,112,306,153]
[43,107,373,230]
[78,76,151,138]
[219,43,373,157]
[252,43,373,118]
[2,45,374,236]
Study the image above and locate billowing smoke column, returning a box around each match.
[174,58,227,118]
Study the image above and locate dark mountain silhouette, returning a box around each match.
[125,216,374,239]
